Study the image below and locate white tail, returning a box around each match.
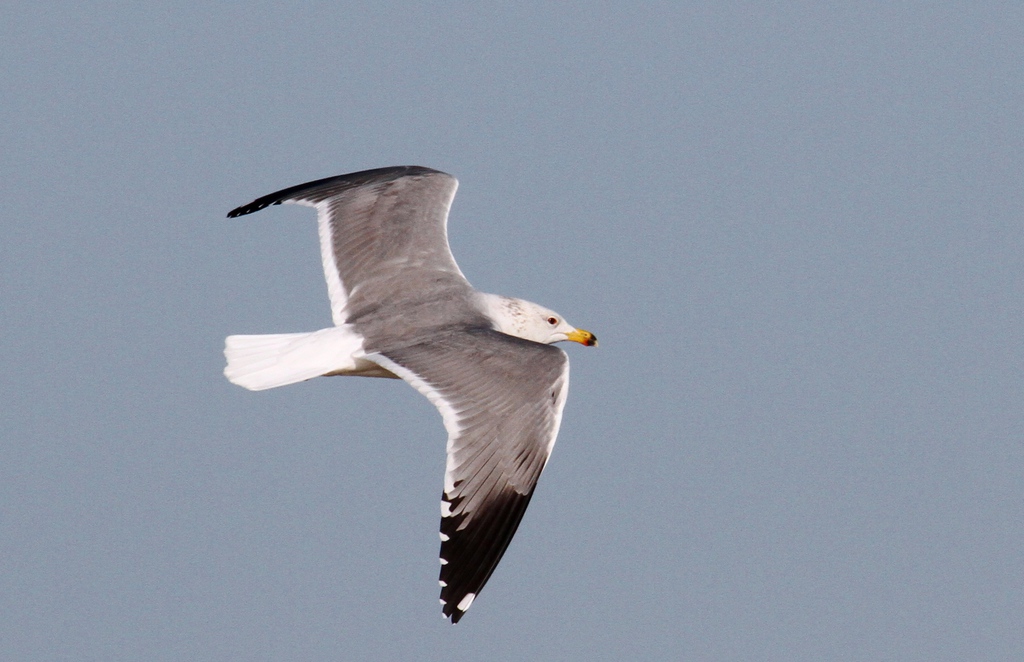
[224,326,369,391]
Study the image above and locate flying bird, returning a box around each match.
[223,166,596,622]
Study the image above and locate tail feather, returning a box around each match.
[224,326,366,391]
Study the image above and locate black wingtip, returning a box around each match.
[442,599,470,624]
[225,165,448,220]
[436,485,539,625]
[226,198,280,218]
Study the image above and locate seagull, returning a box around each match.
[223,166,596,622]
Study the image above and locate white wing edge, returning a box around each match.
[436,179,469,282]
[284,199,350,327]
[544,358,571,461]
[366,353,465,495]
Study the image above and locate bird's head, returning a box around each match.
[477,293,597,347]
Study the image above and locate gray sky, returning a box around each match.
[3,3,1022,660]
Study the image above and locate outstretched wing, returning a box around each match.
[227,166,469,327]
[369,329,571,623]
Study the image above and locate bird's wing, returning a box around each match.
[227,166,468,326]
[368,329,571,623]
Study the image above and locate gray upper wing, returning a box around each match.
[368,329,571,623]
[227,166,473,329]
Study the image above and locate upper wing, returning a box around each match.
[227,166,468,327]
[368,329,571,623]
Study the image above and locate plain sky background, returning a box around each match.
[2,3,1022,660]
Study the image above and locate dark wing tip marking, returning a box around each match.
[438,487,538,623]
[225,165,448,218]
[226,198,279,218]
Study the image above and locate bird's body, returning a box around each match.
[224,166,595,622]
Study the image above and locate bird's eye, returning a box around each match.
[547,317,558,325]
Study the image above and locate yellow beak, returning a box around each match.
[566,328,598,347]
